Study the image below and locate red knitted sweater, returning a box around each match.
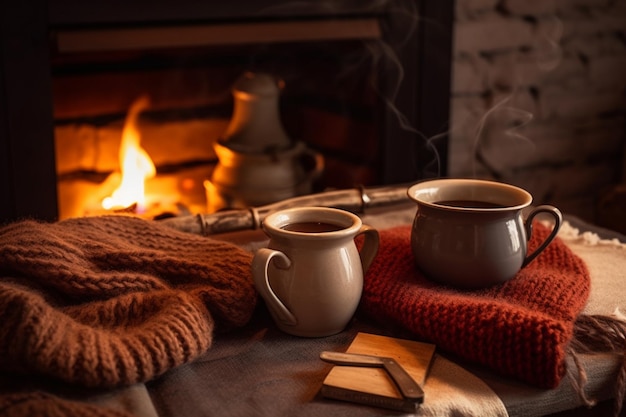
[361,223,590,388]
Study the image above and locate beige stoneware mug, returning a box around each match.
[407,179,562,289]
[252,207,379,337]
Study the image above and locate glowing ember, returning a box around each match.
[102,97,156,211]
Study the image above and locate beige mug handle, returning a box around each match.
[522,205,563,267]
[251,249,297,326]
[356,225,379,273]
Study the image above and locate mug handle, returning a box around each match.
[251,248,298,326]
[300,147,325,181]
[356,225,380,273]
[522,205,563,267]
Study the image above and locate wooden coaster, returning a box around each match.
[321,332,436,412]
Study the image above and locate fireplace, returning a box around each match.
[0,0,453,223]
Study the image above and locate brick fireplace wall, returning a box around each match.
[448,0,626,226]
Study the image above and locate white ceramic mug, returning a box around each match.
[408,179,562,289]
[252,207,379,337]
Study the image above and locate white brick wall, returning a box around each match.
[449,0,626,222]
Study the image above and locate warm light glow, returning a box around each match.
[102,97,156,211]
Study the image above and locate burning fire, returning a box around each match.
[102,97,156,211]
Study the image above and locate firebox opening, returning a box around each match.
[50,13,447,219]
[0,0,453,223]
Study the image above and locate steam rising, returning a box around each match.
[257,0,446,178]
[470,14,564,179]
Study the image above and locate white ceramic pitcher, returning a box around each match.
[252,207,379,337]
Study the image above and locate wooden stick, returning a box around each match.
[159,183,415,235]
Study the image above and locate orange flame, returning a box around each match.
[102,97,156,211]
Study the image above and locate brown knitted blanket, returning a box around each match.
[361,223,591,389]
[0,215,256,393]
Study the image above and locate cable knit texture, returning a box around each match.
[0,215,256,390]
[361,223,591,389]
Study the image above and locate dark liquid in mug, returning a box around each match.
[435,200,507,209]
[281,221,344,233]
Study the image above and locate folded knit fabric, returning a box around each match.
[0,215,256,388]
[361,223,591,388]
